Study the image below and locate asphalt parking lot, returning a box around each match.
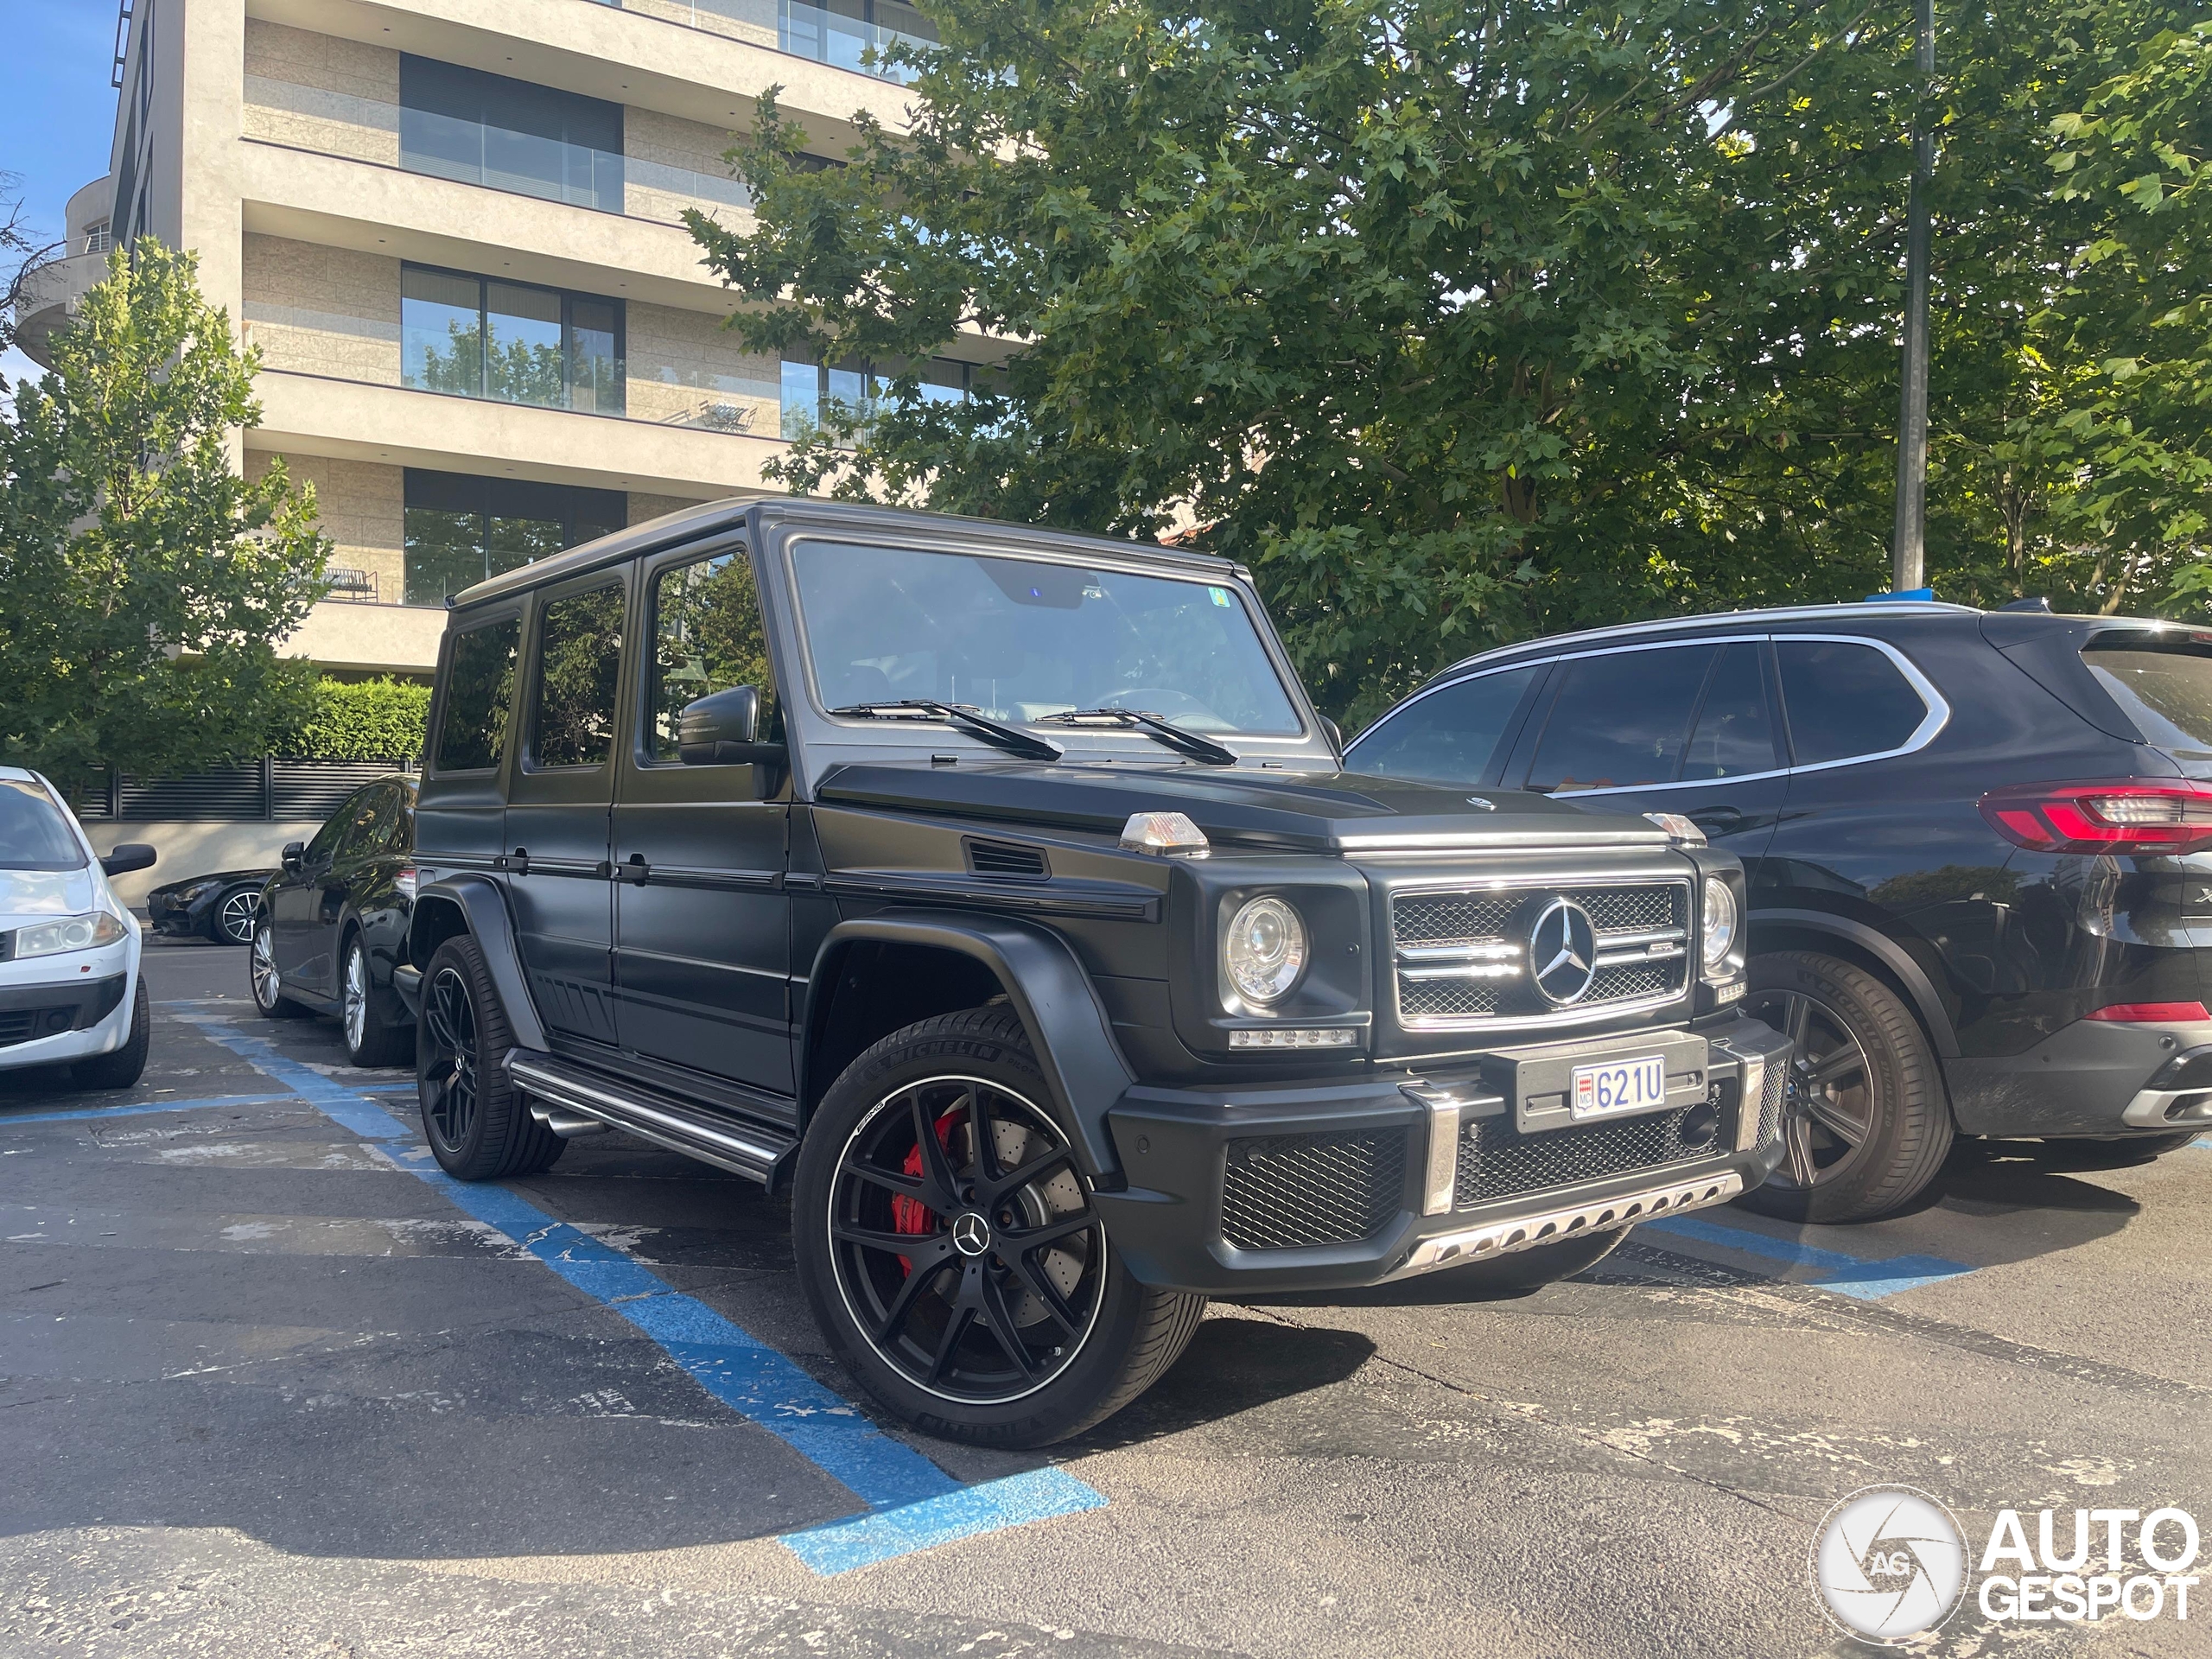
[3,938,2209,1657]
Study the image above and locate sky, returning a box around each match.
[3,0,125,388]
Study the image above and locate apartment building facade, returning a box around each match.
[22,0,963,683]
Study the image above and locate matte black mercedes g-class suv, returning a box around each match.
[395,499,1793,1446]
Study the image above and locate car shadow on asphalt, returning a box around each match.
[1064,1316,1377,1452]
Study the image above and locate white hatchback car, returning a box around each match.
[0,767,157,1090]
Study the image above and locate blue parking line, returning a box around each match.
[1642,1214,1974,1300]
[0,1093,298,1127]
[175,1014,1106,1572]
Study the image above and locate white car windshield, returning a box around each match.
[0,779,88,872]
[789,539,1303,736]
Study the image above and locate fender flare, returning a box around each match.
[1751,906,1961,1058]
[804,912,1136,1181]
[406,874,549,1053]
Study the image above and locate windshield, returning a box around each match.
[788,539,1304,736]
[2083,643,2212,758]
[0,778,88,872]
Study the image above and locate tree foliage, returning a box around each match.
[692,0,2212,724]
[0,240,331,801]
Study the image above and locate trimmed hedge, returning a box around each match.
[288,677,431,761]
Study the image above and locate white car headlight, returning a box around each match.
[1224,896,1307,1006]
[14,912,130,959]
[1701,880,1739,974]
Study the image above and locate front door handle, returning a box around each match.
[620,853,650,885]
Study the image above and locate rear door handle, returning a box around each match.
[508,847,531,875]
[1687,806,1745,831]
[620,853,650,885]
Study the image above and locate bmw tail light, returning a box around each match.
[1978,779,2212,855]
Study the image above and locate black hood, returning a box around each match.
[813,762,1669,854]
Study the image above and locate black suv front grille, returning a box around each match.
[1391,880,1690,1028]
[1221,1128,1409,1250]
[1454,1097,1726,1209]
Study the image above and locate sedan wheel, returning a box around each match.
[249,922,308,1020]
[342,944,370,1052]
[215,887,262,946]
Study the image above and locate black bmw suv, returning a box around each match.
[1347,601,2212,1223]
[392,498,1790,1446]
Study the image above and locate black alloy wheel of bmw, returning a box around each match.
[830,1075,1105,1403]
[1750,985,1873,1192]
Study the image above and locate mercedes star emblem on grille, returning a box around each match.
[1528,898,1599,1005]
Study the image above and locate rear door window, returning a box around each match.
[1774,639,1931,766]
[531,582,626,768]
[1681,642,1780,779]
[2082,642,2212,758]
[436,617,521,772]
[1345,665,1541,786]
[1526,645,1719,793]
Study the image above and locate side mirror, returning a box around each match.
[679,686,787,768]
[281,840,306,874]
[100,842,156,878]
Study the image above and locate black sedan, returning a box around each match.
[247,775,418,1067]
[146,868,275,945]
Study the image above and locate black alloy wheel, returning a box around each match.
[419,963,481,1154]
[829,1075,1104,1404]
[213,886,263,945]
[1749,985,1873,1192]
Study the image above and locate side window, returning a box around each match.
[391,788,416,854]
[646,550,778,763]
[531,582,626,768]
[1776,639,1929,766]
[1527,645,1719,793]
[1345,666,1540,786]
[436,618,521,772]
[1681,643,1779,779]
[306,789,366,862]
[338,786,395,861]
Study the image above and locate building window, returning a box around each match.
[402,264,624,415]
[398,55,623,213]
[403,469,626,607]
[779,353,975,441]
[82,221,111,257]
[779,0,938,81]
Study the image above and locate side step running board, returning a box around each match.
[505,1050,796,1185]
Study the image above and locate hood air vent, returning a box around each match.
[964,837,1050,880]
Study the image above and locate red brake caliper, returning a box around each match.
[891,1109,957,1274]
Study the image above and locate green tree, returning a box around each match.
[692,0,2212,722]
[0,239,330,803]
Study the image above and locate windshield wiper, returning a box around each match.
[1042,708,1237,766]
[827,699,1065,762]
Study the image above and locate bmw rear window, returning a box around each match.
[2082,638,2212,758]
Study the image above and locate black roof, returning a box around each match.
[449,497,1242,612]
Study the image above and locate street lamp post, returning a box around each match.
[1891,0,1935,594]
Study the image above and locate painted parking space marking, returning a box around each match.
[1642,1213,1974,1300]
[0,1094,299,1128]
[171,1014,1105,1573]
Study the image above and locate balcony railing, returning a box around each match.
[243,76,754,226]
[588,0,936,82]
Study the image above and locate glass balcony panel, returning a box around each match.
[403,505,488,606]
[485,282,568,409]
[569,299,625,416]
[487,513,568,579]
[401,267,486,396]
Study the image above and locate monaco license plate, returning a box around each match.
[1570,1053,1667,1121]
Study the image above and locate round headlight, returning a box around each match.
[1701,880,1739,972]
[1224,896,1307,1006]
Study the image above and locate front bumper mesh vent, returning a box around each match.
[1455,1102,1725,1209]
[1222,1128,1408,1250]
[1391,880,1691,1029]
